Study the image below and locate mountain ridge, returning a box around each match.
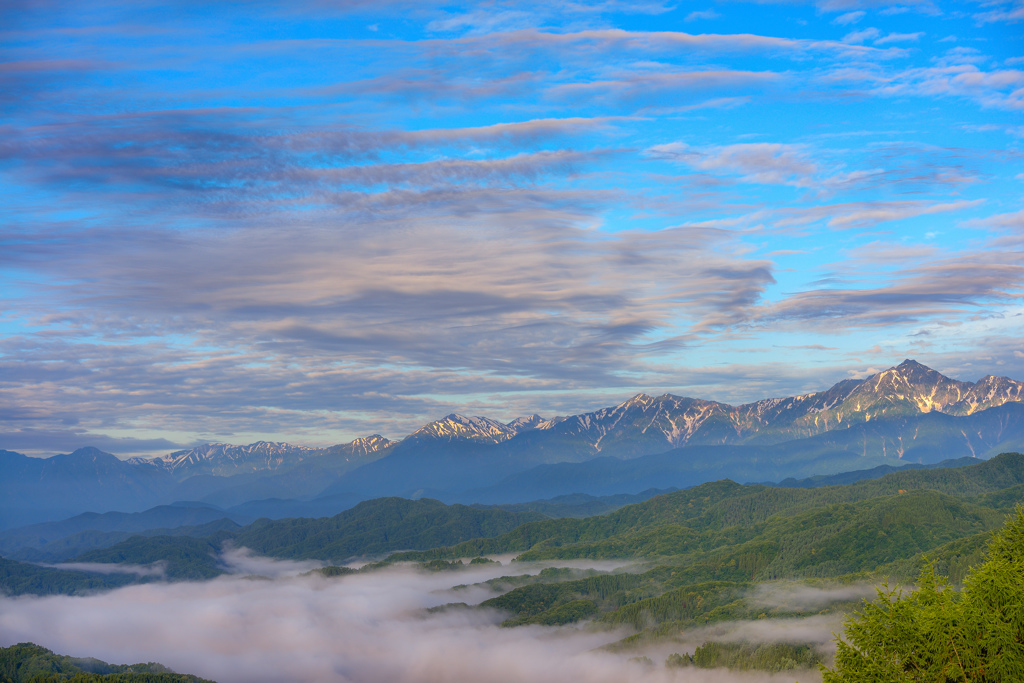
[56,360,1024,474]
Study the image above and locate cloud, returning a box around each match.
[218,546,327,578]
[0,213,777,449]
[685,9,721,22]
[648,142,818,187]
[37,562,167,577]
[842,27,880,43]
[973,1,1024,24]
[867,63,1024,110]
[963,209,1024,230]
[549,70,782,106]
[0,558,814,683]
[748,582,879,611]
[774,199,984,230]
[0,430,183,459]
[873,31,923,45]
[759,239,1024,329]
[833,11,865,24]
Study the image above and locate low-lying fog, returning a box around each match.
[0,549,837,683]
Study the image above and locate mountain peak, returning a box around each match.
[342,435,396,456]
[507,415,546,432]
[409,413,516,444]
[620,393,654,408]
[66,447,119,461]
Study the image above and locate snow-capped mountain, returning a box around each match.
[129,436,396,479]
[405,413,549,445]
[129,359,1024,474]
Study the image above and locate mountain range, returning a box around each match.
[4,359,1024,529]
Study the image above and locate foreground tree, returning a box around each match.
[823,506,1024,682]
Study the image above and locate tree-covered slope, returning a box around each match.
[0,642,214,683]
[231,496,546,560]
[388,453,1024,564]
[0,557,137,596]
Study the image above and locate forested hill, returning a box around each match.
[229,497,546,559]
[0,642,215,683]
[386,452,1024,570]
[4,453,1024,598]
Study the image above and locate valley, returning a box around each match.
[3,361,1024,682]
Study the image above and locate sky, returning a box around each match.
[2,0,1023,457]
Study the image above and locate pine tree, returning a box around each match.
[823,506,1024,682]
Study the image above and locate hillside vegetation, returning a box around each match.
[4,453,1023,654]
[0,642,214,683]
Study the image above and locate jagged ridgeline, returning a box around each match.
[0,642,214,683]
[5,360,1024,529]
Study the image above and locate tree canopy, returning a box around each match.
[823,506,1024,682]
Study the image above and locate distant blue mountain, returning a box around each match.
[4,361,1024,527]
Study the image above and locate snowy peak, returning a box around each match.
[408,414,518,444]
[121,360,1024,476]
[146,441,316,477]
[342,435,396,456]
[136,436,395,479]
[619,393,654,408]
[948,374,1024,416]
[534,392,732,456]
[506,415,546,433]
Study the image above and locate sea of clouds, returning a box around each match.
[0,549,837,683]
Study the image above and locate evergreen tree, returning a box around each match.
[823,507,1024,682]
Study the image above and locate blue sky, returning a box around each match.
[2,0,1022,456]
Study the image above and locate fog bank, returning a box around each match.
[1,553,823,683]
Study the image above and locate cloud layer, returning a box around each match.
[0,556,826,683]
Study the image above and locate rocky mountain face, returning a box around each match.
[127,359,1024,475]
[496,360,1024,459]
[5,360,1024,528]
[404,413,551,445]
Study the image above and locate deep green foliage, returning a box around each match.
[302,565,357,577]
[0,642,214,683]
[665,652,692,668]
[0,558,135,596]
[390,455,1023,581]
[73,535,228,580]
[691,641,821,672]
[232,497,544,561]
[476,488,677,519]
[823,506,1024,682]
[599,581,748,630]
[502,599,598,626]
[419,559,464,572]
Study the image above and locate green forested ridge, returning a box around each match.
[72,535,230,580]
[0,642,214,683]
[0,497,546,594]
[4,454,1023,614]
[376,454,1024,653]
[5,519,242,564]
[230,496,545,560]
[0,558,136,596]
[388,453,1024,564]
[690,641,821,672]
[474,488,678,519]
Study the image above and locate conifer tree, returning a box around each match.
[823,507,1024,682]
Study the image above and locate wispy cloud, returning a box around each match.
[685,9,721,22]
[648,142,819,187]
[833,10,866,25]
